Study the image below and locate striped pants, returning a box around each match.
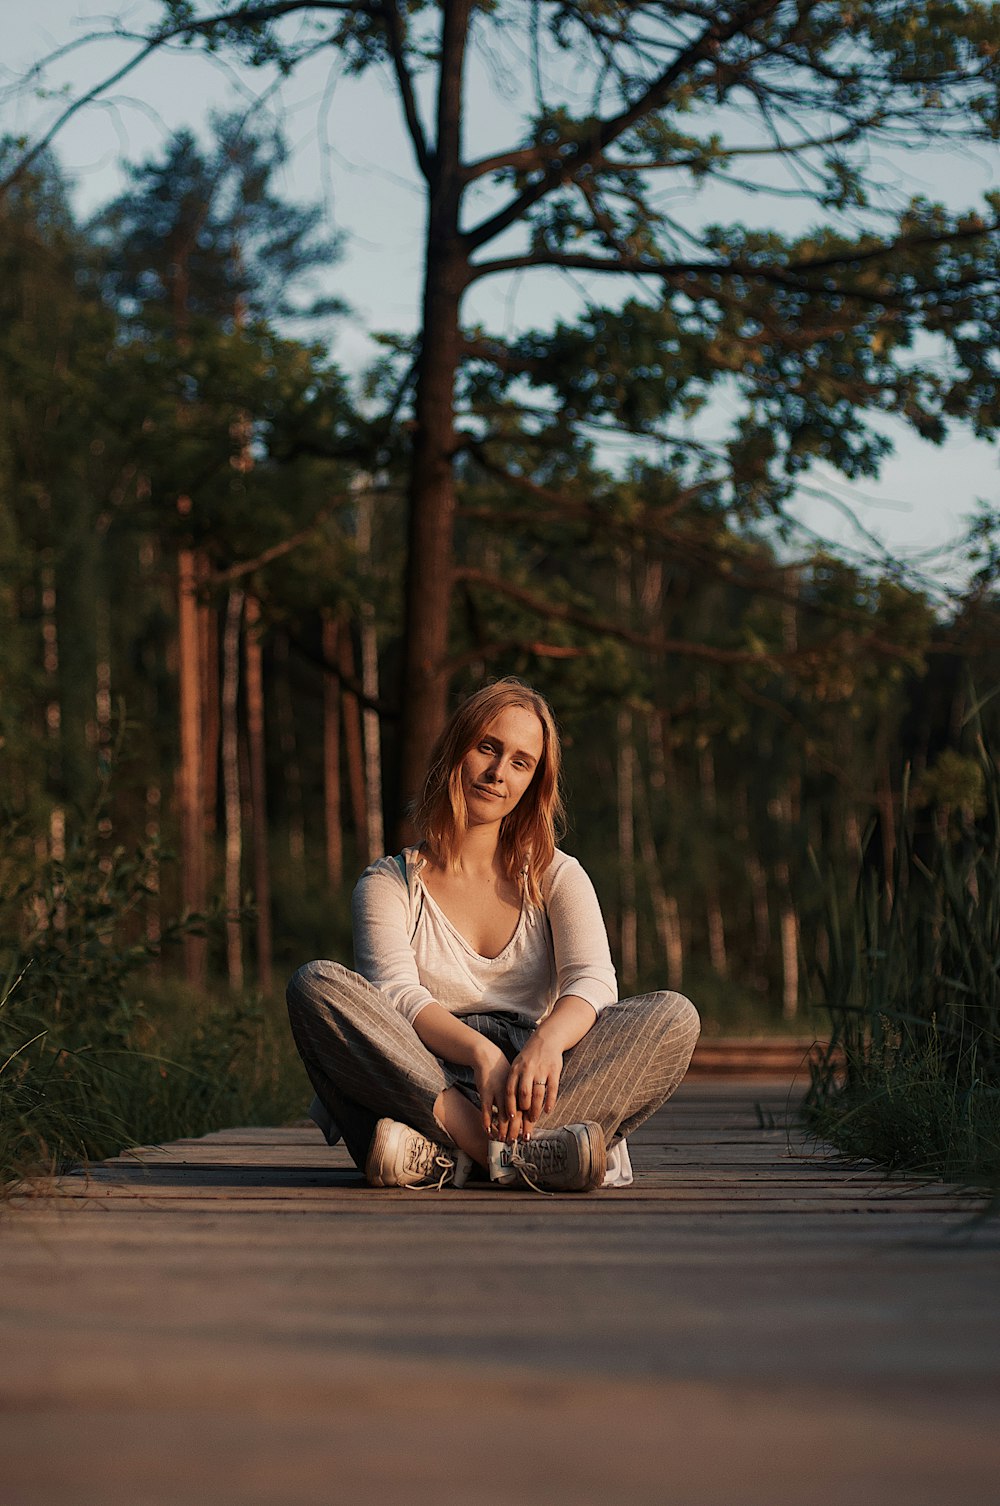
[286,960,700,1171]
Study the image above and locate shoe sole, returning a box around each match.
[365,1117,397,1187]
[575,1121,607,1192]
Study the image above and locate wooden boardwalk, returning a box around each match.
[3,1075,999,1506]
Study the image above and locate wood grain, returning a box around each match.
[3,1075,998,1506]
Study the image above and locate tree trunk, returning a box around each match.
[698,739,728,981]
[244,594,272,992]
[39,558,62,851]
[774,782,800,1020]
[634,755,681,990]
[338,622,368,864]
[779,894,800,1020]
[95,597,112,768]
[55,487,98,816]
[615,556,637,986]
[361,608,384,862]
[322,613,343,890]
[644,705,683,987]
[877,750,896,893]
[356,482,384,862]
[746,851,771,993]
[274,631,306,865]
[617,705,638,990]
[396,1,473,827]
[737,782,770,994]
[177,535,207,986]
[145,781,162,966]
[197,549,219,839]
[221,588,244,991]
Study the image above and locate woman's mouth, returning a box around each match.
[473,784,505,800]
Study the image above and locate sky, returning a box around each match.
[5,0,998,592]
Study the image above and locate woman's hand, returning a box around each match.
[505,1033,564,1139]
[473,1042,525,1143]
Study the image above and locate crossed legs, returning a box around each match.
[286,959,700,1174]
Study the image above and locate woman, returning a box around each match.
[286,678,699,1192]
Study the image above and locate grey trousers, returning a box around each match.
[286,960,700,1170]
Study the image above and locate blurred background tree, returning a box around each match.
[1,0,998,1035]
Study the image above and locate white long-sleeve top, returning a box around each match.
[352,846,619,1026]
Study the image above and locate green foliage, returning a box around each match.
[0,805,307,1192]
[807,740,1000,1190]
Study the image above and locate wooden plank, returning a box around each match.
[3,1075,997,1506]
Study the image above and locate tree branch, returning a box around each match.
[285,624,397,716]
[444,640,591,674]
[455,565,790,664]
[463,438,706,523]
[467,215,999,295]
[455,565,924,671]
[463,1,780,252]
[208,506,335,587]
[1,2,371,197]
[379,0,433,182]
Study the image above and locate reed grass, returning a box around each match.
[806,741,1000,1193]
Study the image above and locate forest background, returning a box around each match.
[1,1,999,1176]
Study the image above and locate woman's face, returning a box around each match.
[460,705,545,827]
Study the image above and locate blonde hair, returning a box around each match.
[413,678,564,905]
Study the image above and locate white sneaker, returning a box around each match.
[488,1122,606,1193]
[365,1118,473,1189]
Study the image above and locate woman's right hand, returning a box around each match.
[474,1043,522,1143]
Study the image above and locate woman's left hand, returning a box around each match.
[504,1034,564,1138]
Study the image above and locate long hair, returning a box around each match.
[413,678,565,905]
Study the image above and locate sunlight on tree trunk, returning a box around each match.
[780,898,800,1023]
[244,593,271,992]
[221,587,244,992]
[197,550,219,843]
[177,526,207,987]
[773,783,800,1020]
[356,484,384,863]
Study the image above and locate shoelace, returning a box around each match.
[506,1140,565,1196]
[404,1137,457,1190]
[415,1152,458,1191]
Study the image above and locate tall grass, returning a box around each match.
[0,811,308,1193]
[806,742,1000,1190]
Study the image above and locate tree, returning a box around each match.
[0,145,122,833]
[6,1,998,828]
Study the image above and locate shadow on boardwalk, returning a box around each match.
[3,1076,999,1506]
